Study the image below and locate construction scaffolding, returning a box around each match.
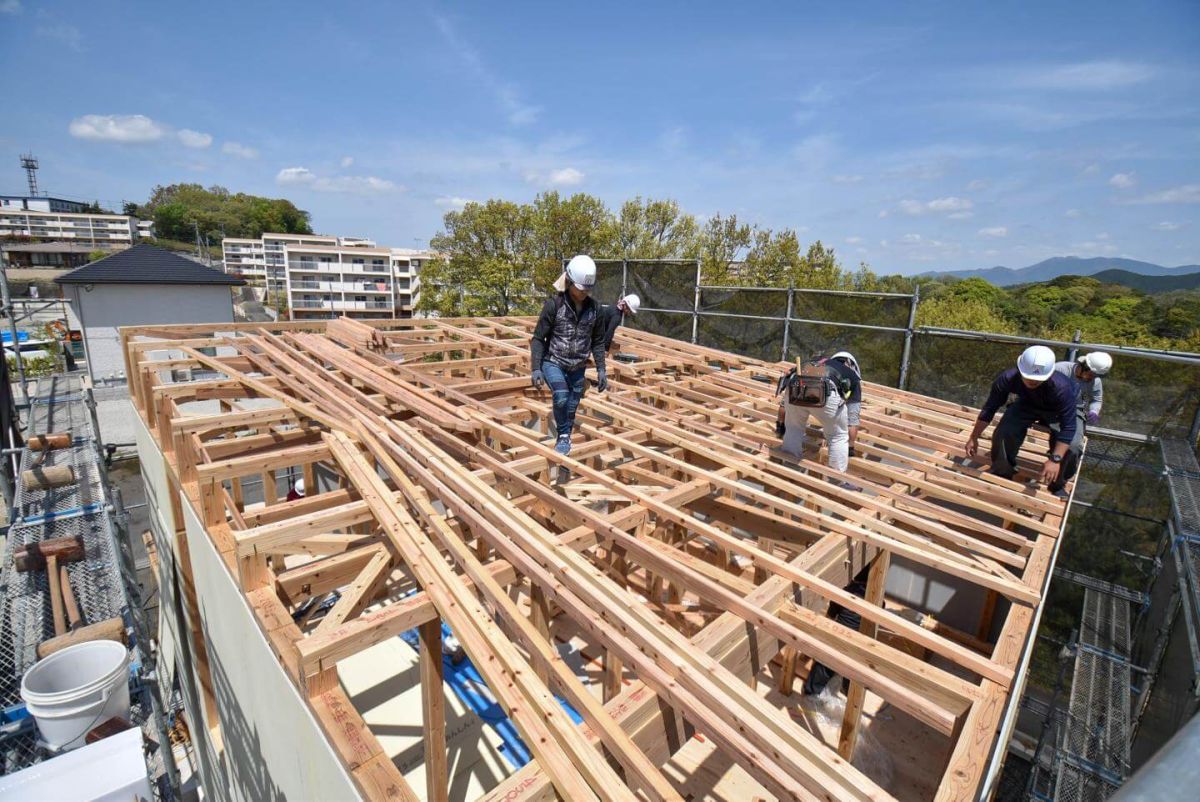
[125,316,1074,802]
[0,371,179,795]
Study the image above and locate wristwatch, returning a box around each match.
[1048,454,1063,464]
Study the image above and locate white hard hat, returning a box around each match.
[1080,351,1112,376]
[565,255,597,290]
[620,294,640,315]
[830,351,860,375]
[294,478,305,496]
[1017,345,1057,381]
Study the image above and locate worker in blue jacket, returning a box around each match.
[964,345,1079,497]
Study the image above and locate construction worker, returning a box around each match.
[530,255,608,455]
[775,351,862,479]
[600,294,640,353]
[286,478,305,502]
[1055,351,1111,429]
[965,345,1079,497]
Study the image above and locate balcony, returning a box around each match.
[292,298,394,311]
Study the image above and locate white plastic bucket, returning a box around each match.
[20,640,131,751]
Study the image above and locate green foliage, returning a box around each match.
[419,191,1200,353]
[87,249,108,262]
[7,355,58,377]
[131,184,312,243]
[614,197,699,260]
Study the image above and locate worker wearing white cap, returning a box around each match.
[1054,351,1111,428]
[600,294,640,353]
[964,345,1081,496]
[530,255,608,456]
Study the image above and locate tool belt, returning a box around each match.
[782,363,830,407]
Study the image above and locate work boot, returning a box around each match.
[555,434,572,456]
[836,479,863,492]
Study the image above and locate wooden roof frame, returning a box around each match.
[123,315,1071,802]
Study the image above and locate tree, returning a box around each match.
[614,197,698,260]
[420,200,541,317]
[695,213,753,283]
[531,192,616,287]
[741,228,800,287]
[138,183,312,242]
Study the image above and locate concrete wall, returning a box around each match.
[133,413,361,802]
[63,283,235,382]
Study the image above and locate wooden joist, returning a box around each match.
[127,315,1070,802]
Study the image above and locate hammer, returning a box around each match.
[15,535,85,636]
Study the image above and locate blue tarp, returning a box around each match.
[399,621,583,768]
[0,331,30,344]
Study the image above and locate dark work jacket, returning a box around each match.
[599,304,624,352]
[978,367,1077,443]
[530,293,607,374]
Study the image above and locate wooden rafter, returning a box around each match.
[122,314,1071,802]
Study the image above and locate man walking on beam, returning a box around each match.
[530,255,609,456]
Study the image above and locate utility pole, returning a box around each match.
[194,220,202,259]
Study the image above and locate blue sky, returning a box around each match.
[2,0,1197,274]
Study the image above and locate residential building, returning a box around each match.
[55,244,245,387]
[0,194,89,213]
[0,241,100,269]
[225,233,428,317]
[0,207,144,247]
[284,243,396,320]
[222,233,337,292]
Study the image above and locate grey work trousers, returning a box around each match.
[990,402,1084,492]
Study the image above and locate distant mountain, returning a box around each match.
[921,257,1200,286]
[1087,268,1200,294]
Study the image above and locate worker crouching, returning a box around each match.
[965,345,1081,498]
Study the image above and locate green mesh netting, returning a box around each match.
[697,316,786,362]
[789,291,913,328]
[628,309,693,342]
[626,260,698,312]
[699,287,789,318]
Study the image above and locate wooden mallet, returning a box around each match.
[15,535,85,636]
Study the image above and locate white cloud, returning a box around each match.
[1153,221,1182,231]
[275,166,398,195]
[435,196,475,210]
[978,226,1008,239]
[340,156,354,168]
[1010,61,1155,91]
[222,141,259,159]
[845,236,863,245]
[898,196,974,216]
[832,174,864,184]
[432,14,540,126]
[276,166,315,185]
[1108,172,1136,189]
[177,129,213,149]
[36,24,82,51]
[1072,239,1119,255]
[0,0,22,14]
[547,167,584,187]
[1125,184,1200,205]
[1065,208,1083,219]
[69,114,165,143]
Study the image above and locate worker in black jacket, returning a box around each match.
[599,294,640,353]
[530,255,608,456]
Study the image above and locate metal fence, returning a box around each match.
[598,259,1200,444]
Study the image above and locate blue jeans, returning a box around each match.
[541,361,586,438]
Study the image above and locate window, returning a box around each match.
[352,258,364,265]
[372,258,385,267]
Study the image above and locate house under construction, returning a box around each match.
[121,315,1074,802]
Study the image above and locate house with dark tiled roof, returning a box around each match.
[56,244,245,383]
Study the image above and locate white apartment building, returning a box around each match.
[225,232,428,318]
[284,243,396,320]
[0,207,146,247]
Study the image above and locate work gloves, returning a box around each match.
[596,369,609,393]
[531,369,544,390]
[775,419,786,438]
[1086,411,1100,425]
